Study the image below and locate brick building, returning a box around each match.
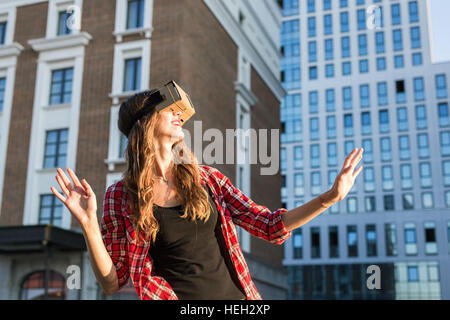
[0,0,288,299]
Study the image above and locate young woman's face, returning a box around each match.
[155,108,184,143]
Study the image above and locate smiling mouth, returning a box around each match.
[172,121,181,126]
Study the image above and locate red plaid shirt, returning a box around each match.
[100,164,291,300]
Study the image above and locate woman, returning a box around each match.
[51,89,364,300]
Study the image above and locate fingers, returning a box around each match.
[81,179,93,197]
[51,186,66,204]
[343,148,358,169]
[56,174,70,197]
[353,165,363,178]
[67,168,83,189]
[345,148,364,170]
[57,168,73,190]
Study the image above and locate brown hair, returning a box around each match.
[118,90,212,244]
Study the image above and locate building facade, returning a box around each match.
[0,0,288,300]
[280,0,450,299]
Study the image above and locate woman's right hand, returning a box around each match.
[51,168,98,229]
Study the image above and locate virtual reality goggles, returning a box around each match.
[128,80,196,134]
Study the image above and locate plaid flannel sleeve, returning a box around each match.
[218,170,292,245]
[100,185,130,290]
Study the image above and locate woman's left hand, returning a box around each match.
[327,148,364,203]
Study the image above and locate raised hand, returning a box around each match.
[51,168,97,228]
[328,148,364,203]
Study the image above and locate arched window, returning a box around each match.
[20,270,66,300]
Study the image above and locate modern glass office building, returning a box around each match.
[280,0,450,299]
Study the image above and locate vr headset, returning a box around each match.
[129,80,196,133]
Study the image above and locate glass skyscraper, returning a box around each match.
[280,0,450,299]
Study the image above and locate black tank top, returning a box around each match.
[149,185,246,300]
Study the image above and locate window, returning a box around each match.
[385,223,397,256]
[424,221,437,255]
[362,139,373,163]
[391,4,401,25]
[444,161,450,187]
[342,61,351,76]
[325,39,333,60]
[281,148,287,171]
[327,115,336,139]
[363,167,375,192]
[57,10,72,36]
[39,194,63,226]
[402,193,414,210]
[380,137,391,161]
[384,195,394,211]
[375,32,385,54]
[282,19,300,35]
[340,0,348,8]
[340,12,349,33]
[409,1,419,23]
[419,162,432,188]
[347,225,358,257]
[323,0,331,10]
[309,91,318,113]
[345,140,354,156]
[397,107,408,131]
[311,171,321,195]
[398,135,411,160]
[326,89,335,112]
[344,114,353,137]
[407,266,419,282]
[307,0,316,13]
[422,192,434,209]
[377,82,388,106]
[328,170,338,190]
[325,64,334,78]
[404,222,418,255]
[357,9,366,30]
[0,77,5,112]
[324,14,332,35]
[361,112,371,135]
[294,173,304,197]
[293,229,303,259]
[341,36,350,58]
[119,134,127,159]
[123,57,142,92]
[49,68,73,105]
[343,86,352,109]
[311,226,321,258]
[311,144,320,168]
[327,142,337,167]
[440,132,450,156]
[393,29,403,51]
[21,270,66,300]
[359,60,369,73]
[414,77,425,101]
[412,52,422,66]
[308,17,316,37]
[358,34,367,56]
[366,225,377,257]
[401,164,413,189]
[329,226,339,258]
[377,57,386,71]
[310,118,319,140]
[417,133,429,158]
[379,110,390,134]
[436,74,448,99]
[394,55,404,69]
[438,103,449,127]
[43,129,68,169]
[415,105,427,130]
[396,80,406,103]
[309,66,318,80]
[382,165,394,191]
[294,146,303,169]
[0,21,6,45]
[282,0,299,16]
[360,84,370,108]
[308,41,317,62]
[127,0,145,29]
[365,196,376,212]
[347,197,357,213]
[410,27,421,49]
[446,192,450,208]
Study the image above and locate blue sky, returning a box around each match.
[428,0,450,62]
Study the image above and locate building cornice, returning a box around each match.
[0,42,24,58]
[235,81,258,107]
[28,32,92,52]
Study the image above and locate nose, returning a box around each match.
[174,110,182,118]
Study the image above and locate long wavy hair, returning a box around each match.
[118,90,212,245]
